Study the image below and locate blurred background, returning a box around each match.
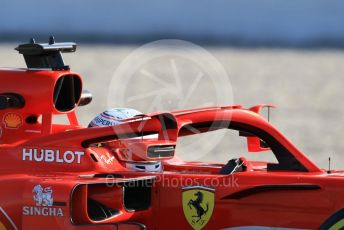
[1,0,344,168]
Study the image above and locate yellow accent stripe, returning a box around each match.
[329,218,344,230]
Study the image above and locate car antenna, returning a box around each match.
[328,157,331,174]
[141,115,144,141]
[267,106,270,122]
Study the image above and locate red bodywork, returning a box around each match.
[0,42,344,230]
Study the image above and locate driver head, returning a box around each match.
[89,108,162,172]
[88,108,142,127]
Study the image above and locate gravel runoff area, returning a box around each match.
[1,43,344,169]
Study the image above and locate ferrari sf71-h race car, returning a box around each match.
[0,38,344,230]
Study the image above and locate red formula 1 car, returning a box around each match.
[0,38,344,230]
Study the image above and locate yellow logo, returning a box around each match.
[3,113,22,129]
[0,221,6,230]
[182,186,215,230]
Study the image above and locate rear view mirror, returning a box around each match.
[78,89,92,106]
[247,136,270,152]
[239,131,270,152]
[117,140,176,161]
[241,104,276,152]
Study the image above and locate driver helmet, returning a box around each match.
[88,108,142,128]
[88,108,162,172]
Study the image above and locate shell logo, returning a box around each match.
[3,113,22,129]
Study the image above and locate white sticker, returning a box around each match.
[22,184,64,217]
[100,152,115,165]
[22,148,85,164]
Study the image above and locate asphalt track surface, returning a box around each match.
[1,44,344,169]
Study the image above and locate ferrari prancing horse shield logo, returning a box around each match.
[182,186,215,230]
